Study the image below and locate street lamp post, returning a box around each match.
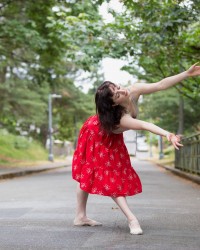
[159,136,164,160]
[178,60,184,135]
[149,117,153,157]
[48,94,62,162]
[75,115,78,150]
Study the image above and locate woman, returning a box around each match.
[72,62,200,235]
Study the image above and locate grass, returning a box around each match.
[0,129,68,168]
[144,145,175,167]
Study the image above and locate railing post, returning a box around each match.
[175,132,200,175]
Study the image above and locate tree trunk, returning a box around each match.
[0,66,7,84]
[40,124,48,148]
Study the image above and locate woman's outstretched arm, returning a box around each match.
[131,62,200,95]
[120,114,183,150]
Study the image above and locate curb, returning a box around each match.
[0,162,72,180]
[155,163,200,185]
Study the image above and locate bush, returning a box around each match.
[0,129,48,162]
[163,147,174,156]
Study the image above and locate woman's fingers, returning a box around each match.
[173,142,179,150]
[172,140,184,149]
[176,135,182,141]
[166,133,184,149]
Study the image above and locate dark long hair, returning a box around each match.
[95,81,127,133]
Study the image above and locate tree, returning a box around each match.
[108,0,200,100]
[0,0,113,146]
[140,88,200,134]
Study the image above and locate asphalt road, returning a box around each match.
[0,158,200,250]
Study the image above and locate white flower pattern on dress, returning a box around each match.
[105,170,109,175]
[121,178,125,183]
[87,168,92,174]
[110,154,114,160]
[119,153,124,158]
[111,192,118,197]
[113,148,118,153]
[123,169,127,174]
[134,188,139,194]
[73,165,78,170]
[81,183,86,188]
[98,175,104,181]
[113,170,119,176]
[91,156,97,162]
[98,131,104,136]
[117,162,122,168]
[99,152,105,158]
[117,140,121,145]
[80,159,85,165]
[110,177,115,183]
[72,115,141,197]
[92,187,97,193]
[105,161,111,167]
[90,130,95,135]
[104,184,110,190]
[128,174,133,180]
[75,174,80,179]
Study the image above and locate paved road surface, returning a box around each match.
[0,159,200,249]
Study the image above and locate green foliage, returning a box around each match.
[140,88,200,134]
[110,0,200,100]
[0,129,48,162]
[2,0,200,147]
[163,147,174,157]
[0,0,108,145]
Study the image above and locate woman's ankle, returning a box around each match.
[75,214,87,221]
[128,216,138,223]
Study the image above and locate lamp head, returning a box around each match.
[51,94,62,98]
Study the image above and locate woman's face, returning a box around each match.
[111,84,129,106]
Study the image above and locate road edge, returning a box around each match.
[155,163,200,185]
[0,162,72,180]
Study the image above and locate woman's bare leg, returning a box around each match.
[74,182,89,220]
[112,196,143,234]
[111,196,138,223]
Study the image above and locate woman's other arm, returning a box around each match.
[120,115,183,150]
[131,62,200,96]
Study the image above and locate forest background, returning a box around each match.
[0,0,200,156]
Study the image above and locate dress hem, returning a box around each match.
[73,177,142,197]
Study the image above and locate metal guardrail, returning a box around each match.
[175,132,200,175]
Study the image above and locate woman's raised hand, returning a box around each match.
[166,133,183,150]
[187,62,200,77]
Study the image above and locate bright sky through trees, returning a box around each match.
[74,0,138,93]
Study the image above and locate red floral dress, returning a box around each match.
[72,114,142,197]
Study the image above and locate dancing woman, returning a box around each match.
[72,62,200,235]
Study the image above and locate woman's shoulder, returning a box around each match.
[126,85,140,102]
